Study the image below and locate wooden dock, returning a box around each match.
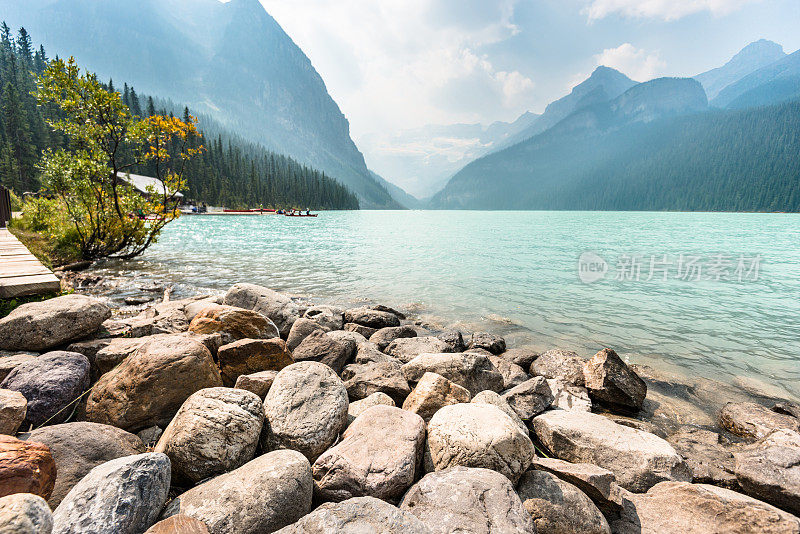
[0,228,61,299]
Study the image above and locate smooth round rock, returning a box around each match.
[188,304,279,342]
[0,493,53,534]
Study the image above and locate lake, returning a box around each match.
[93,210,800,399]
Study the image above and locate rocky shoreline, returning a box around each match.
[0,282,798,533]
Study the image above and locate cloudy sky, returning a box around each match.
[259,0,799,141]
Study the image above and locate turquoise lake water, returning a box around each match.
[97,211,800,398]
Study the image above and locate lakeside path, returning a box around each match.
[0,228,60,299]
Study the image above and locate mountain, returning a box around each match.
[695,40,786,100]
[0,0,399,208]
[429,77,729,210]
[370,172,425,209]
[712,49,800,109]
[359,111,540,199]
[490,66,637,153]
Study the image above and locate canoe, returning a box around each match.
[284,213,318,217]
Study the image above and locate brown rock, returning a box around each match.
[0,390,26,435]
[145,515,210,534]
[342,361,411,405]
[292,330,356,375]
[531,457,621,513]
[0,435,56,500]
[216,338,293,386]
[344,323,377,338]
[531,349,586,386]
[233,370,278,399]
[369,326,417,351]
[667,427,739,489]
[188,304,279,342]
[582,348,647,413]
[402,372,471,422]
[286,318,326,352]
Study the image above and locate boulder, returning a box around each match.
[667,426,738,489]
[488,355,528,389]
[370,305,406,320]
[547,378,592,412]
[0,354,37,382]
[233,370,277,399]
[435,330,465,352]
[611,481,800,534]
[385,337,451,363]
[532,410,691,493]
[24,422,145,508]
[328,330,368,344]
[530,349,586,386]
[137,426,163,448]
[0,390,26,435]
[531,457,620,513]
[0,493,53,534]
[0,295,111,352]
[343,323,376,339]
[292,331,356,375]
[582,348,647,413]
[499,347,539,369]
[734,429,800,515]
[401,353,504,396]
[1,352,90,428]
[402,372,471,422]
[313,405,426,502]
[467,332,506,355]
[354,341,395,364]
[343,307,400,329]
[91,337,148,378]
[84,334,222,432]
[145,515,210,534]
[427,403,534,483]
[155,388,264,484]
[161,450,313,534]
[275,496,431,533]
[286,318,326,352]
[223,283,302,338]
[516,469,610,534]
[216,338,293,386]
[399,466,535,533]
[0,436,56,500]
[347,392,395,426]
[719,402,799,441]
[342,362,410,405]
[369,326,417,351]
[124,301,191,337]
[263,362,349,462]
[52,453,171,534]
[501,376,554,420]
[303,305,344,331]
[774,402,800,419]
[188,304,279,342]
[471,390,526,432]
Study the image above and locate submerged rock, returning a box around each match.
[399,466,535,533]
[52,453,171,534]
[161,449,313,534]
[0,493,53,534]
[275,496,431,533]
[0,295,110,352]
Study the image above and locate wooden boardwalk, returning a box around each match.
[0,228,61,299]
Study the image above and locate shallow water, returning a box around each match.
[91,210,800,399]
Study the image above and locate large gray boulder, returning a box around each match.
[385,337,452,363]
[24,422,145,508]
[0,295,111,352]
[1,351,90,428]
[354,341,395,364]
[161,449,313,534]
[303,305,344,331]
[499,347,539,369]
[223,283,302,338]
[275,496,431,534]
[517,469,610,534]
[155,387,264,484]
[292,330,356,375]
[402,372,471,422]
[0,493,53,534]
[263,361,349,461]
[719,402,799,441]
[530,349,586,385]
[341,361,410,405]
[399,466,535,533]
[401,353,504,396]
[343,307,400,329]
[583,348,647,413]
[734,429,800,515]
[369,326,417,351]
[611,481,800,534]
[0,389,27,435]
[85,334,222,432]
[533,410,692,493]
[501,376,554,420]
[427,403,534,483]
[52,453,171,534]
[313,405,426,502]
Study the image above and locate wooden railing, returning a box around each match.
[0,186,11,228]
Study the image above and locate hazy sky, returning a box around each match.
[259,0,800,142]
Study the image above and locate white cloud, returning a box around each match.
[595,43,666,81]
[583,0,761,22]
[258,0,534,140]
